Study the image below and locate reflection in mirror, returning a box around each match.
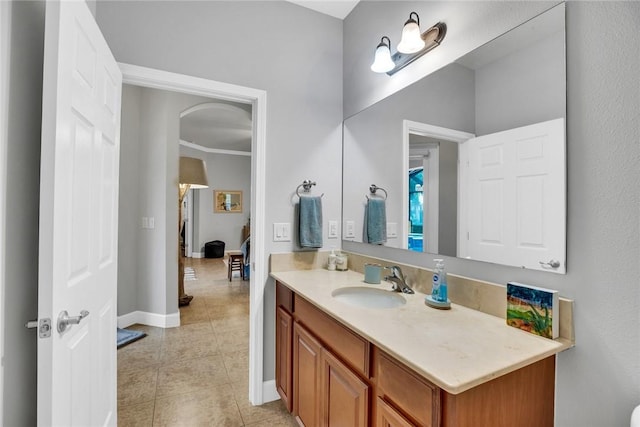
[407,130,461,257]
[343,4,566,273]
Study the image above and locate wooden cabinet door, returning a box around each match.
[376,397,416,427]
[293,322,322,427]
[276,307,293,412]
[320,348,369,427]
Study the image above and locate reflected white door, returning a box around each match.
[38,1,122,425]
[464,118,565,273]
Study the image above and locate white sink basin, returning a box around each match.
[331,286,406,309]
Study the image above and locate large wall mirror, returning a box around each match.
[343,4,566,273]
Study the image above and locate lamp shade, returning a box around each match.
[397,13,425,54]
[179,157,209,188]
[370,37,395,73]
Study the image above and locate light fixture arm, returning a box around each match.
[407,11,419,26]
[378,36,391,49]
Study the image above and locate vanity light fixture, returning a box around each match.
[370,36,395,73]
[371,14,446,76]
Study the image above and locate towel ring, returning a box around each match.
[296,180,324,198]
[367,184,387,200]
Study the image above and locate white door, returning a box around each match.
[463,118,565,273]
[38,1,122,425]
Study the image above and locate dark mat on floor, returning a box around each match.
[117,328,146,349]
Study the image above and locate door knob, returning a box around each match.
[57,310,89,333]
[539,259,561,269]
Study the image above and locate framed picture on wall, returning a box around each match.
[214,190,242,213]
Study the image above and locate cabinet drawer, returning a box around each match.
[375,350,440,427]
[294,295,370,377]
[276,281,294,313]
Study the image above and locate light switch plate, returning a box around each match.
[273,223,291,242]
[345,221,355,238]
[387,222,398,238]
[328,220,338,238]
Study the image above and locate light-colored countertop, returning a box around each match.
[271,269,573,395]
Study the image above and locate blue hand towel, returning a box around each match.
[364,197,387,244]
[299,196,323,248]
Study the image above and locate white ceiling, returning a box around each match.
[287,0,359,20]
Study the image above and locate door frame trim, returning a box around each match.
[119,63,268,405]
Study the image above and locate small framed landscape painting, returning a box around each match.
[214,190,242,213]
[507,282,559,339]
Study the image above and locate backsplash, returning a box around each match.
[270,251,574,343]
[270,251,330,272]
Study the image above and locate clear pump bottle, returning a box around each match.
[425,259,451,309]
[435,259,448,303]
[431,259,442,300]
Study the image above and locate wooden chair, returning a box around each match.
[228,252,244,281]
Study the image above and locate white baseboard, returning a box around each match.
[192,252,203,258]
[117,310,180,329]
[262,380,280,404]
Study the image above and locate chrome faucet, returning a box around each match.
[384,266,414,294]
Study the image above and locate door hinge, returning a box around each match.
[25,318,52,338]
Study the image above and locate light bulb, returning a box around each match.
[370,37,395,73]
[397,12,425,54]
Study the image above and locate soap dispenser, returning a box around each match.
[425,259,451,309]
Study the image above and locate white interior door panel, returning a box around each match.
[463,118,565,273]
[38,1,122,425]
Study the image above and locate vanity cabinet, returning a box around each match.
[275,281,556,427]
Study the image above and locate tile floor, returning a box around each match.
[117,257,297,426]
